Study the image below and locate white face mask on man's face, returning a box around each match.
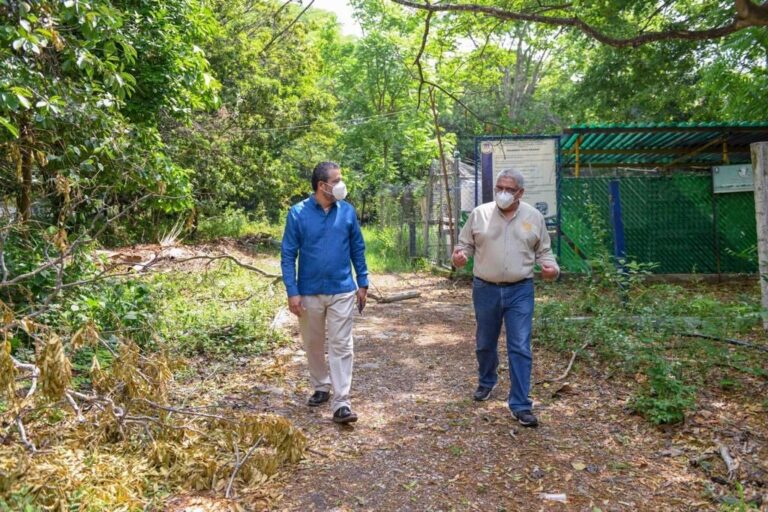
[495,190,515,209]
[324,180,347,201]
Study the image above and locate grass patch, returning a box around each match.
[361,226,427,273]
[151,261,287,357]
[194,208,283,241]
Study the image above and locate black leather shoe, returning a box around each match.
[473,384,496,401]
[307,391,330,407]
[332,406,358,424]
[511,409,539,427]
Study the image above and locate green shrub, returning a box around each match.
[195,208,280,240]
[630,357,696,425]
[362,226,419,273]
[152,263,286,357]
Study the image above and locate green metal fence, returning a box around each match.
[558,175,757,273]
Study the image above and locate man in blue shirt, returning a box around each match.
[281,161,369,424]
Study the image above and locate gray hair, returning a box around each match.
[496,169,525,188]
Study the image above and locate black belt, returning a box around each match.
[475,277,531,287]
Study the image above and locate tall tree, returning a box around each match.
[1,0,216,241]
[163,0,338,222]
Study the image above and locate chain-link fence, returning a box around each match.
[558,175,757,273]
[424,155,481,266]
[366,155,481,267]
[364,182,426,270]
[371,163,756,274]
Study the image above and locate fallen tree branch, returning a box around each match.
[151,253,282,281]
[16,417,36,452]
[132,398,231,422]
[717,442,738,480]
[65,391,85,422]
[367,290,422,303]
[680,332,768,353]
[0,194,154,288]
[73,251,283,286]
[68,389,125,418]
[12,356,39,399]
[536,340,589,385]
[225,434,264,499]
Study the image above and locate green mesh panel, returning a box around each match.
[558,175,758,273]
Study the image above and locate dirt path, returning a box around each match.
[201,269,764,511]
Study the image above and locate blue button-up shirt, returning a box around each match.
[281,194,369,297]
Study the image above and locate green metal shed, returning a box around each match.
[556,122,768,274]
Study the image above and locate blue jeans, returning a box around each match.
[472,277,534,412]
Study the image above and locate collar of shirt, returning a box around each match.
[308,193,337,211]
[495,204,519,221]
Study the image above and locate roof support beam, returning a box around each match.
[575,135,582,178]
[562,162,721,169]
[663,136,724,169]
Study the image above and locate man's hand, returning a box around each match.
[541,263,559,281]
[452,247,468,268]
[288,295,303,317]
[356,287,367,313]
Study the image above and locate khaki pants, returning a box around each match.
[298,291,355,412]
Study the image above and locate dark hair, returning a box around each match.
[311,161,340,191]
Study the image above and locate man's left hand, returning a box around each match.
[356,287,367,313]
[541,264,559,281]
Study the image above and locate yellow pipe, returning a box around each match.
[575,135,582,177]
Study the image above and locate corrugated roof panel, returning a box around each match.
[553,121,768,168]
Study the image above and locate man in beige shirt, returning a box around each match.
[452,168,559,427]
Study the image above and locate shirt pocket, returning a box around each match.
[515,221,540,250]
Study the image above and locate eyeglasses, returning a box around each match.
[494,186,521,195]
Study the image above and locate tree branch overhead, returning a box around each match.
[391,0,768,47]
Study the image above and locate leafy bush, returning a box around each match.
[192,208,284,243]
[152,263,286,357]
[630,356,696,424]
[362,226,422,273]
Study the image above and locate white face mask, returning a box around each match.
[327,180,347,201]
[495,190,515,209]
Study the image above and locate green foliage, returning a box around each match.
[194,208,282,241]
[538,272,764,427]
[537,190,760,426]
[152,263,286,357]
[59,279,158,346]
[316,2,442,209]
[362,226,424,273]
[719,482,762,511]
[0,0,218,252]
[630,356,696,425]
[164,0,338,221]
[0,487,42,512]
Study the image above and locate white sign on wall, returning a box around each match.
[479,137,558,223]
[713,164,754,194]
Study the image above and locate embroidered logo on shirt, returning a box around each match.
[522,221,533,233]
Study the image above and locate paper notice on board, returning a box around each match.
[487,138,558,222]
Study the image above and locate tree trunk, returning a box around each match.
[751,141,768,331]
[428,88,455,251]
